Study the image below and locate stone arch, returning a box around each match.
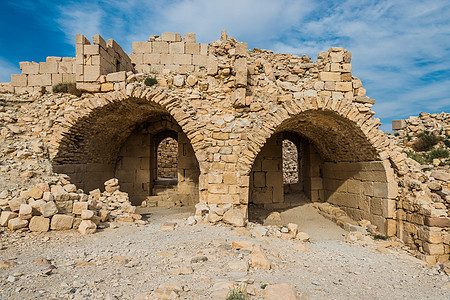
[51,88,202,206]
[245,96,397,235]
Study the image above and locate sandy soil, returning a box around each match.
[1,204,449,299]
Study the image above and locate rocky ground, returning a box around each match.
[1,204,449,300]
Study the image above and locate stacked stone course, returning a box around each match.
[0,30,449,264]
[10,57,76,94]
[392,112,450,136]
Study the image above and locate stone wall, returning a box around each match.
[323,161,397,235]
[130,32,211,74]
[157,137,178,179]
[392,112,450,136]
[75,34,134,92]
[282,139,299,184]
[2,30,449,263]
[10,57,76,94]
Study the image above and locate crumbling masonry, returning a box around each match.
[1,31,449,263]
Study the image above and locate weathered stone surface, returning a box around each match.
[223,209,245,227]
[78,220,97,234]
[250,246,271,270]
[0,211,18,227]
[29,216,50,232]
[40,201,58,218]
[8,218,28,230]
[18,204,33,220]
[72,202,89,215]
[264,283,297,300]
[50,214,73,230]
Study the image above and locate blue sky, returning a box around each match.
[1,0,449,132]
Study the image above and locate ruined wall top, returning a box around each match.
[392,112,450,136]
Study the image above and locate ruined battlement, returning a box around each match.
[0,31,449,264]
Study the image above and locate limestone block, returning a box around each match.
[160,54,174,65]
[236,42,248,57]
[101,82,114,92]
[200,43,208,55]
[50,214,73,230]
[28,74,52,86]
[39,61,58,73]
[335,82,352,92]
[173,54,192,65]
[20,62,39,74]
[264,283,296,300]
[207,59,218,75]
[9,198,26,212]
[319,72,341,82]
[143,53,161,64]
[184,33,196,43]
[330,52,343,62]
[0,211,18,227]
[18,204,32,220]
[8,218,28,230]
[392,120,406,130]
[78,220,97,234]
[262,159,279,171]
[29,216,50,232]
[253,172,266,187]
[40,201,58,218]
[169,42,185,54]
[76,82,101,92]
[132,42,152,53]
[353,96,375,104]
[51,73,63,85]
[152,41,169,54]
[81,209,95,220]
[235,58,247,87]
[423,243,445,255]
[73,202,89,215]
[192,55,208,66]
[106,71,126,82]
[63,73,76,83]
[11,74,27,87]
[76,33,90,45]
[223,209,245,226]
[185,43,200,55]
[160,32,182,42]
[58,61,73,73]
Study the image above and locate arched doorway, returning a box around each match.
[52,97,200,207]
[248,110,395,235]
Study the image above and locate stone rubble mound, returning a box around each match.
[0,178,142,235]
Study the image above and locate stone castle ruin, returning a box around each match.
[0,31,449,264]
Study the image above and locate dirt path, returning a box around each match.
[1,205,449,299]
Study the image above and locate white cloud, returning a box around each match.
[0,58,19,83]
[56,2,103,44]
[6,0,449,132]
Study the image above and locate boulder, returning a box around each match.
[72,202,89,215]
[40,201,58,218]
[18,204,32,220]
[81,209,95,220]
[223,209,245,227]
[0,211,18,227]
[264,283,297,300]
[78,220,97,234]
[29,216,50,232]
[8,218,28,230]
[50,214,73,230]
[26,187,44,199]
[250,246,271,270]
[8,198,26,212]
[232,240,254,251]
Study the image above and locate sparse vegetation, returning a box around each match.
[411,131,439,152]
[226,285,249,300]
[144,77,158,86]
[52,82,81,97]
